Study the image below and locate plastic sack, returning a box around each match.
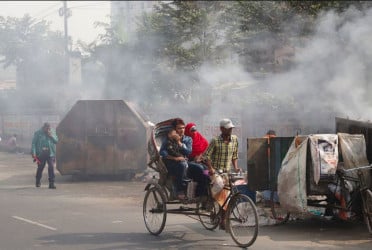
[211,174,224,197]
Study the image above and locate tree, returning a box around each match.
[79,0,372,115]
[81,2,215,109]
[220,1,372,73]
[130,1,231,110]
[0,15,65,90]
[141,1,227,70]
[77,18,164,111]
[0,15,66,111]
[220,1,303,72]
[287,1,372,16]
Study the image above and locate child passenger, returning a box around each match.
[165,128,189,181]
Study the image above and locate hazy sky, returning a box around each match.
[0,1,111,45]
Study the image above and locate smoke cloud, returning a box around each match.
[50,5,372,139]
[41,5,371,146]
[271,7,372,121]
[3,4,372,167]
[193,6,372,138]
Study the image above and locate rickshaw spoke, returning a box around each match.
[143,186,167,235]
[197,196,220,230]
[227,194,258,248]
[363,189,372,233]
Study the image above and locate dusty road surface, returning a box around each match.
[0,151,371,250]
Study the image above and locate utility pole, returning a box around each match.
[59,1,70,85]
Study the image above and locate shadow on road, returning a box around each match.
[258,217,372,246]
[38,231,229,250]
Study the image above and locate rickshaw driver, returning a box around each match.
[159,118,192,200]
[203,118,241,229]
[204,118,241,175]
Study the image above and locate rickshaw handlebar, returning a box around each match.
[338,164,372,174]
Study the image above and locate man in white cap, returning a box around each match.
[203,118,241,230]
[204,118,240,175]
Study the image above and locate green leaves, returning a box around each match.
[145,1,226,70]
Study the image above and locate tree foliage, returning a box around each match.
[139,1,227,70]
[287,1,372,16]
[79,1,372,111]
[0,15,65,89]
[0,14,67,112]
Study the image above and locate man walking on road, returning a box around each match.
[31,122,58,189]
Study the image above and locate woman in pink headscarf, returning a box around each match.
[185,122,209,162]
[185,122,210,197]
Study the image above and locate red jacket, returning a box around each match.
[185,123,209,159]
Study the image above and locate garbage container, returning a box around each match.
[56,100,153,179]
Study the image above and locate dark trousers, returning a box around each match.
[187,162,210,197]
[36,156,55,183]
[162,159,188,194]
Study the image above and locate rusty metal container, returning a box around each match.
[56,100,152,178]
[247,137,294,191]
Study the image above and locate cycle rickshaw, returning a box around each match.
[248,132,372,233]
[143,118,259,247]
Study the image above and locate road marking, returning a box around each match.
[12,216,57,231]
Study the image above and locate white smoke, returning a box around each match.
[188,6,372,139]
[266,7,372,121]
[55,5,372,138]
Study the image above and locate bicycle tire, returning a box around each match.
[143,185,167,235]
[197,196,220,230]
[362,189,372,234]
[161,185,171,201]
[226,193,259,247]
[270,190,290,224]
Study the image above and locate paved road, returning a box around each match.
[0,152,371,249]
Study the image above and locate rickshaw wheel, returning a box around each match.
[161,185,171,202]
[143,185,167,235]
[226,193,258,248]
[363,189,372,234]
[197,196,220,230]
[270,190,290,224]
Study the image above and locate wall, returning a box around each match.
[0,113,60,152]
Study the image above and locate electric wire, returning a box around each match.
[0,2,110,24]
[0,1,115,44]
[32,3,61,19]
[28,2,110,26]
